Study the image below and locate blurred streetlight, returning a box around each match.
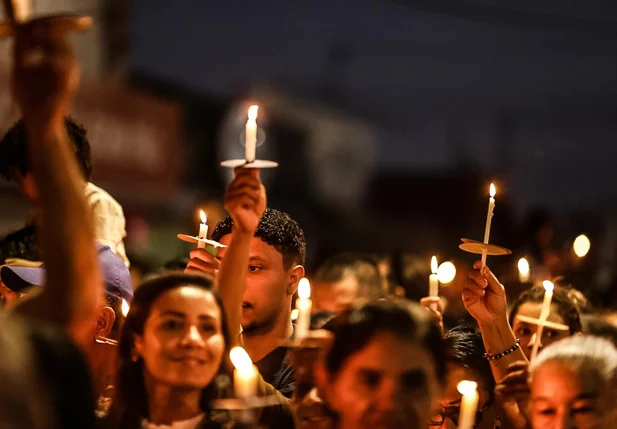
[573,235,591,258]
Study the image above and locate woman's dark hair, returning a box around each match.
[509,285,583,334]
[444,325,495,394]
[322,299,446,385]
[107,273,232,429]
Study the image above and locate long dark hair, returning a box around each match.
[509,284,582,334]
[107,273,232,429]
[323,299,447,384]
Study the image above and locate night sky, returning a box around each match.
[132,0,617,212]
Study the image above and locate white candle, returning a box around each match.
[517,257,530,283]
[429,256,439,310]
[230,347,258,398]
[198,210,208,249]
[530,281,554,361]
[245,105,259,163]
[457,380,479,429]
[295,278,312,340]
[481,183,496,267]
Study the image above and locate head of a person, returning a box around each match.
[0,116,92,201]
[509,285,582,359]
[528,335,617,429]
[430,325,496,429]
[212,207,306,335]
[313,253,384,313]
[316,299,446,429]
[580,314,617,348]
[110,272,231,428]
[0,244,133,391]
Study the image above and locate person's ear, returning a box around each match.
[95,307,116,339]
[287,265,305,295]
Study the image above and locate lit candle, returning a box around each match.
[457,380,479,429]
[295,278,312,340]
[481,183,496,267]
[518,257,530,283]
[429,256,439,310]
[530,280,554,361]
[5,0,32,23]
[245,105,259,163]
[198,210,208,249]
[230,346,258,398]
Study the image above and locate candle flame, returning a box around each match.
[489,183,496,198]
[121,299,130,317]
[431,256,438,274]
[298,278,311,299]
[248,105,259,120]
[290,308,299,321]
[543,280,554,293]
[230,346,253,371]
[573,234,591,258]
[200,210,207,224]
[457,380,478,396]
[518,258,530,276]
[437,261,457,284]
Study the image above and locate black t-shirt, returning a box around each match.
[254,327,296,399]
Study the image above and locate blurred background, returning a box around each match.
[1,0,616,308]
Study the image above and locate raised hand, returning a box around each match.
[11,16,90,127]
[495,361,530,429]
[462,261,507,326]
[419,296,444,336]
[185,248,221,278]
[225,168,266,236]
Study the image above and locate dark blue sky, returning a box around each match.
[132,0,617,211]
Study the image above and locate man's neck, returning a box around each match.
[242,308,293,362]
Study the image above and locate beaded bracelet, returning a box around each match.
[483,338,521,361]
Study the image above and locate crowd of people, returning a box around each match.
[1,13,617,429]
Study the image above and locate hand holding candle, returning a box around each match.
[245,105,259,163]
[530,280,554,361]
[429,256,439,310]
[457,380,479,429]
[295,278,312,340]
[481,183,496,267]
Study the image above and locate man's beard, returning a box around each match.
[242,309,280,336]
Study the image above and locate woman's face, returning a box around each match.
[512,302,571,360]
[430,364,495,429]
[134,286,225,390]
[530,361,613,429]
[321,331,440,429]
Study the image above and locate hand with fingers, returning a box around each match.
[10,17,88,128]
[225,168,266,236]
[185,248,221,278]
[462,261,508,326]
[419,296,445,336]
[496,361,531,429]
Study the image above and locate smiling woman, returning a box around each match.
[105,273,232,429]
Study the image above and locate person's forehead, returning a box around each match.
[151,286,221,318]
[343,332,434,375]
[515,302,566,325]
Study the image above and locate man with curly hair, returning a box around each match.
[0,117,128,266]
[186,171,306,397]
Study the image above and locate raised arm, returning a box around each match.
[462,261,528,382]
[11,18,102,347]
[186,168,265,346]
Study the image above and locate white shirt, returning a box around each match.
[84,182,129,267]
